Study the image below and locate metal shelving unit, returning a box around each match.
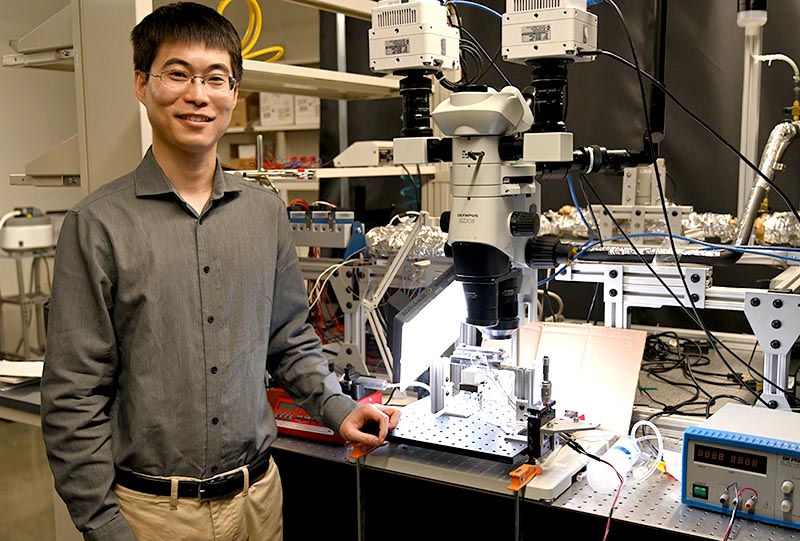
[3,1,400,194]
[240,58,399,100]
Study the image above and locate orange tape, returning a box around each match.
[507,464,543,492]
[349,443,377,460]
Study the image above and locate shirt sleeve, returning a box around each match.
[264,202,358,432]
[40,210,135,540]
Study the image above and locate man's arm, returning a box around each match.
[40,211,136,541]
[264,203,359,432]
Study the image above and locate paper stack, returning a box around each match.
[0,360,44,390]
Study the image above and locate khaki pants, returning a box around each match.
[114,457,283,541]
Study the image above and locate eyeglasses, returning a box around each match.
[145,69,238,93]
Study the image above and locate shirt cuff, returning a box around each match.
[84,512,137,541]
[322,393,359,432]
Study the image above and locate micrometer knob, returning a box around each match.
[440,211,451,233]
[509,211,539,237]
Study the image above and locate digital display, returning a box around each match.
[694,444,767,475]
[278,402,296,412]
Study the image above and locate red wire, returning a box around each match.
[722,487,759,541]
[601,459,625,541]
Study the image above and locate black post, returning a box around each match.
[649,0,668,156]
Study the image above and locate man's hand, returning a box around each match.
[339,404,401,447]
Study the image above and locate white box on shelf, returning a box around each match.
[294,95,320,126]
[259,92,295,127]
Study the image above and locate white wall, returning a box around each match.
[1,0,85,357]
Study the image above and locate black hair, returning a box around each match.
[131,2,243,83]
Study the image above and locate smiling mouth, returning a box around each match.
[178,114,213,123]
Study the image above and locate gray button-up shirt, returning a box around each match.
[41,149,357,540]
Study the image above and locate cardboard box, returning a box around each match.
[517,321,646,434]
[245,92,261,124]
[222,157,256,170]
[259,92,295,127]
[230,143,256,159]
[294,95,320,126]
[230,98,248,128]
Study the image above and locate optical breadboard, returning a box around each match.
[682,403,800,530]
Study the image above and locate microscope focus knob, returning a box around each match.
[509,211,539,237]
[440,211,451,233]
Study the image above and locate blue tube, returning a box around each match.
[446,1,502,19]
[566,174,595,244]
[538,231,800,287]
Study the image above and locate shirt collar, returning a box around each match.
[134,147,242,199]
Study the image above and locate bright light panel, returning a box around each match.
[395,278,467,391]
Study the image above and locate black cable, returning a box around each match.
[665,171,678,198]
[578,175,602,246]
[416,164,423,213]
[585,283,602,324]
[579,174,785,397]
[577,174,604,323]
[643,332,739,396]
[399,164,422,212]
[580,47,800,227]
[459,39,484,83]
[581,2,785,406]
[603,0,707,359]
[473,45,503,85]
[640,332,768,418]
[458,25,512,87]
[438,2,472,90]
[705,394,750,417]
[439,2,503,90]
[580,175,774,407]
[637,386,669,409]
[543,281,558,322]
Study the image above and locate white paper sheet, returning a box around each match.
[0,360,44,378]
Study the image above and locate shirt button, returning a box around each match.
[203,266,210,273]
[210,366,218,374]
[212,417,219,425]
[207,316,214,324]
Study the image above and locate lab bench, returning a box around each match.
[2,384,798,541]
[273,435,799,541]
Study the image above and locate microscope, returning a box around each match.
[367,1,642,497]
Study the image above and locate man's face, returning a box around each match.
[135,42,239,157]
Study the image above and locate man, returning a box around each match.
[40,3,400,540]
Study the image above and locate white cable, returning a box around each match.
[385,380,431,393]
[0,210,23,253]
[753,54,800,81]
[306,250,365,311]
[629,420,664,483]
[0,210,20,233]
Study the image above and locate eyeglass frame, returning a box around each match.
[141,69,239,93]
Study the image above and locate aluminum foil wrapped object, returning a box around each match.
[540,206,591,238]
[585,244,726,259]
[681,212,738,243]
[539,210,561,237]
[366,219,448,259]
[760,212,800,246]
